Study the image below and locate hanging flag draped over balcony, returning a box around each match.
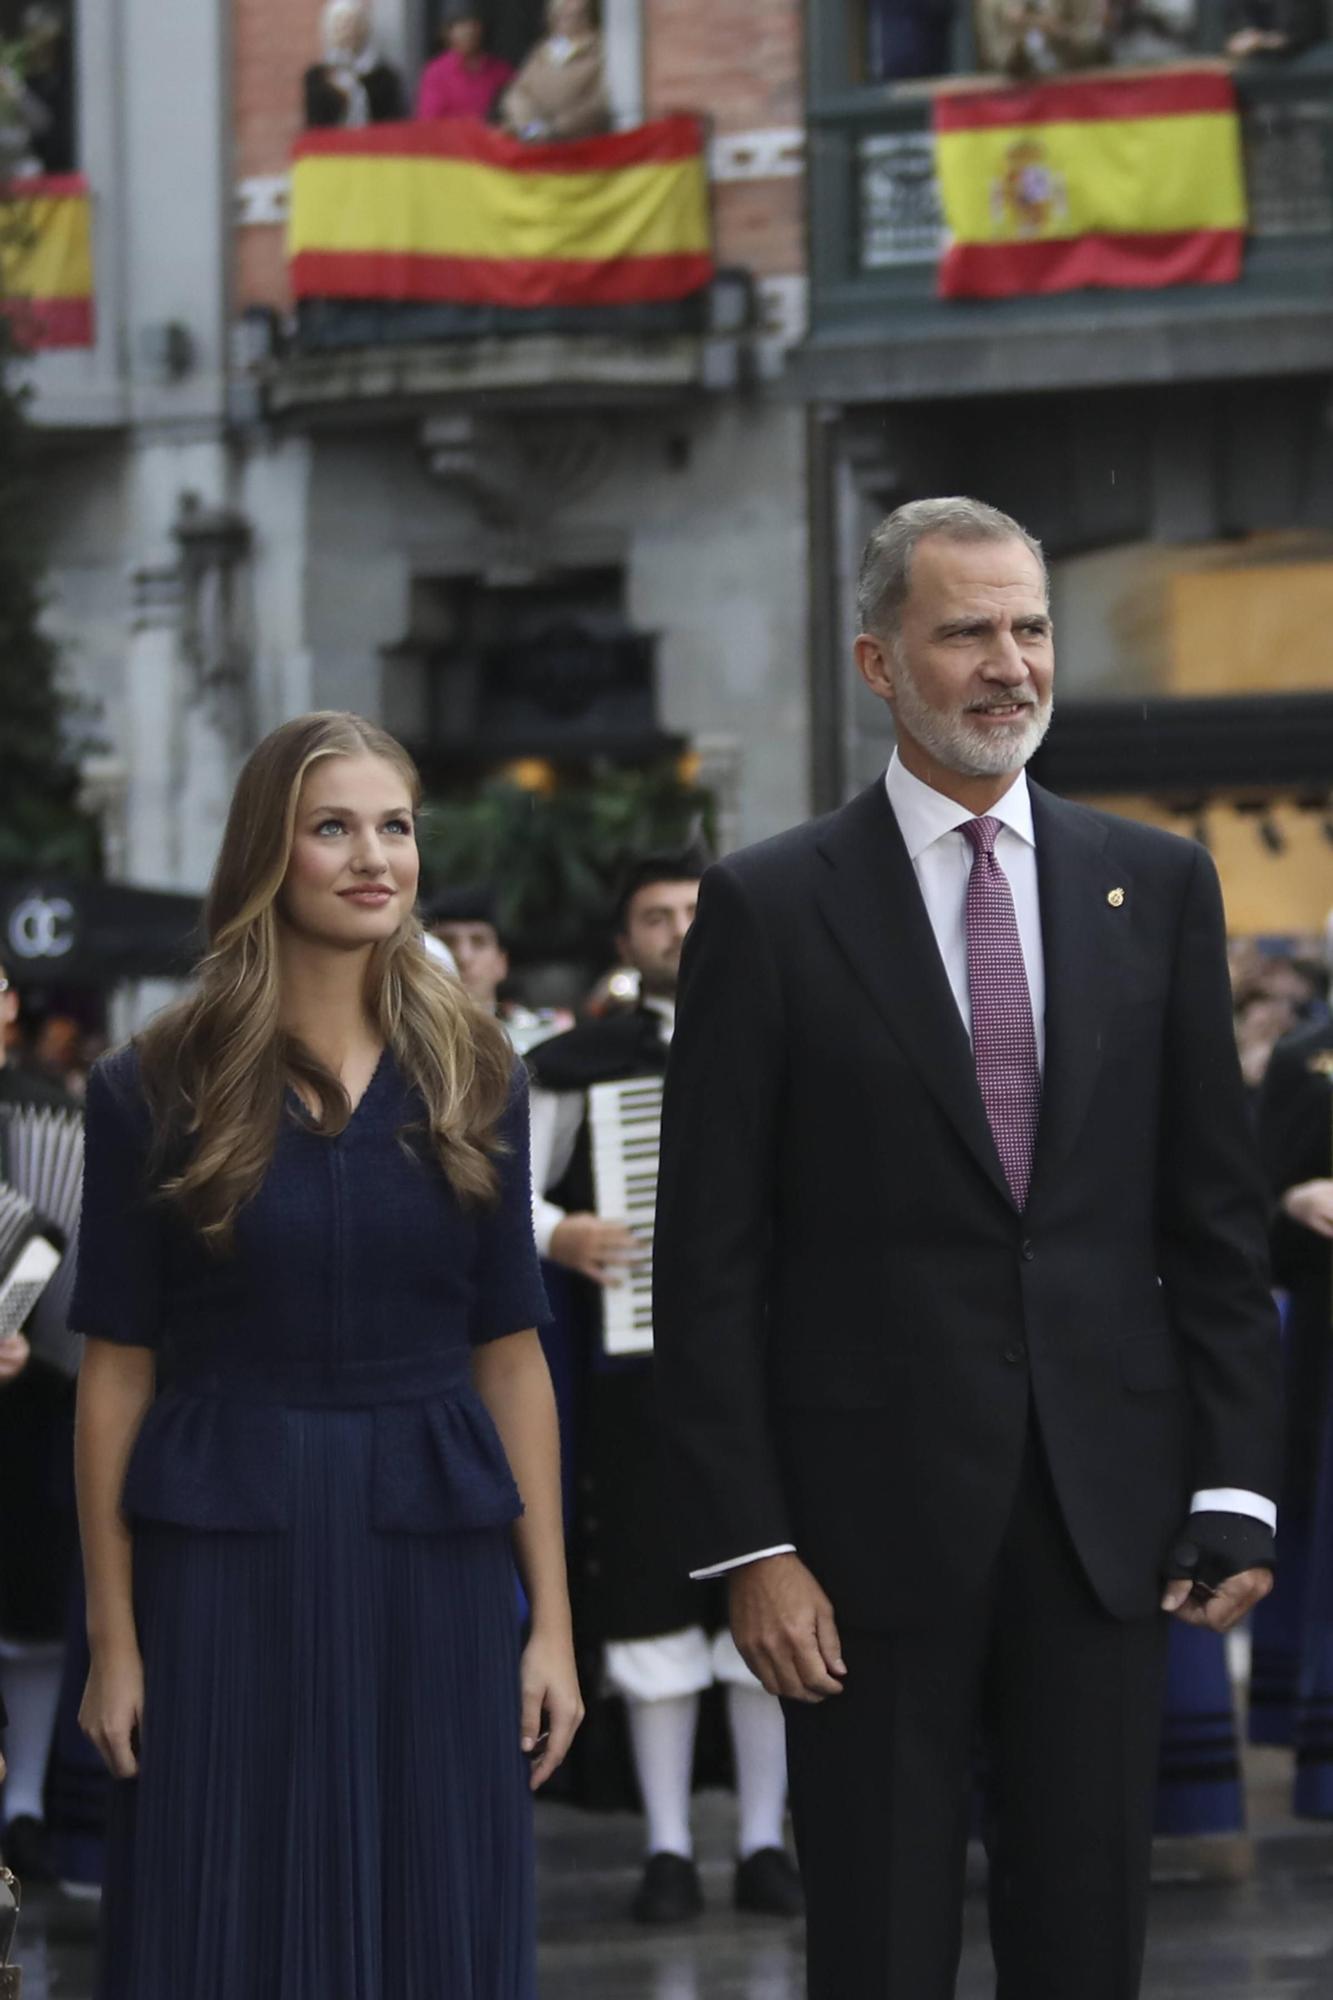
[288,116,713,310]
[0,175,94,348]
[933,68,1246,301]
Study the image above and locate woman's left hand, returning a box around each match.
[519,1627,584,1792]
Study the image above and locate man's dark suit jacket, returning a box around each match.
[653,778,1282,1632]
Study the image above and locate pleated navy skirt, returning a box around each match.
[97,1406,535,2000]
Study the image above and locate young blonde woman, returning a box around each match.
[73,713,582,2000]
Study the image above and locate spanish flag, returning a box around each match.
[289,115,713,310]
[0,175,94,348]
[934,68,1246,301]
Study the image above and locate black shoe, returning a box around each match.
[734,1845,804,1917]
[2,1814,58,1883]
[631,1851,704,1924]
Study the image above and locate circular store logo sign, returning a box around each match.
[8,893,76,961]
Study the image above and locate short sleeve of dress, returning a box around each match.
[471,1064,551,1345]
[70,1049,164,1350]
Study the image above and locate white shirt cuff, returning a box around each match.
[690,1543,797,1580]
[533,1196,564,1262]
[1188,1488,1277,1533]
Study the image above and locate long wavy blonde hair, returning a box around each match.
[137,712,513,1248]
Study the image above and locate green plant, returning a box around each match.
[417,761,716,959]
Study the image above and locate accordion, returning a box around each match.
[0,1860,21,1999]
[0,1102,84,1375]
[588,1075,663,1357]
[0,1186,61,1341]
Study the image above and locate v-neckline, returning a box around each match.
[287,1045,389,1133]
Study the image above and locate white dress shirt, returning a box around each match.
[693,756,1274,1579]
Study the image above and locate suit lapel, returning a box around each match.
[815,780,1014,1210]
[1027,784,1115,1205]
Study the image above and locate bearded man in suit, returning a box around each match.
[654,497,1282,1998]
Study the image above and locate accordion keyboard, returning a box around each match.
[588,1075,663,1357]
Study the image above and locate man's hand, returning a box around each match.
[0,1331,30,1384]
[1282,1177,1333,1240]
[729,1552,847,1704]
[548,1213,641,1287]
[1162,1567,1273,1633]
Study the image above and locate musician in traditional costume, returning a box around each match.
[1254,1012,1333,1811]
[0,957,84,1883]
[527,852,802,1925]
[425,886,570,1058]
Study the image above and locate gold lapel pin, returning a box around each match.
[1107,887,1125,908]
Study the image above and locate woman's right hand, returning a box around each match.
[80,1644,144,1778]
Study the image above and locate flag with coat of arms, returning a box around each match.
[932,65,1247,301]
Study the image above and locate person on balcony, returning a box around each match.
[500,0,611,143]
[975,0,1109,77]
[304,0,405,130]
[1111,0,1197,65]
[1225,0,1322,57]
[417,7,514,122]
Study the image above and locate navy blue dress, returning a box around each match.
[71,1044,549,2000]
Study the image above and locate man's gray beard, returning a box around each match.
[892,653,1052,779]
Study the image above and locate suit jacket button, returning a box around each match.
[1004,1343,1028,1365]
[1020,1239,1035,1261]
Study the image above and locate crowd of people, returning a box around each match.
[0,502,1329,2000]
[868,0,1323,84]
[304,0,611,145]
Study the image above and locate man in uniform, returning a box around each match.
[528,851,801,1924]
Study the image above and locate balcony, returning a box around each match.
[257,115,759,422]
[796,38,1333,402]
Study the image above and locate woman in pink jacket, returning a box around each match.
[416,6,513,122]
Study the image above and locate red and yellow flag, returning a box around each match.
[933,69,1246,301]
[0,174,94,348]
[288,116,713,309]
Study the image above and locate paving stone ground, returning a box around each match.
[16,1749,1333,1997]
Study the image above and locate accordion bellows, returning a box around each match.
[0,1102,84,1374]
[0,1185,60,1338]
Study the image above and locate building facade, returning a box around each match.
[799,0,1333,934]
[18,0,811,1020]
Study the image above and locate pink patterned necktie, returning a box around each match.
[961,816,1041,1209]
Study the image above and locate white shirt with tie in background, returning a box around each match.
[690,753,1274,1579]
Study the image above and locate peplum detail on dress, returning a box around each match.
[123,1390,291,1531]
[372,1390,522,1532]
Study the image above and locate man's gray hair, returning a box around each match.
[856,497,1048,638]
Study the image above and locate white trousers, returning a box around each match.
[604,1625,762,1703]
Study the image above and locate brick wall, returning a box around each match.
[235,0,323,182]
[647,0,804,279]
[645,0,802,134]
[232,0,806,311]
[234,0,322,311]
